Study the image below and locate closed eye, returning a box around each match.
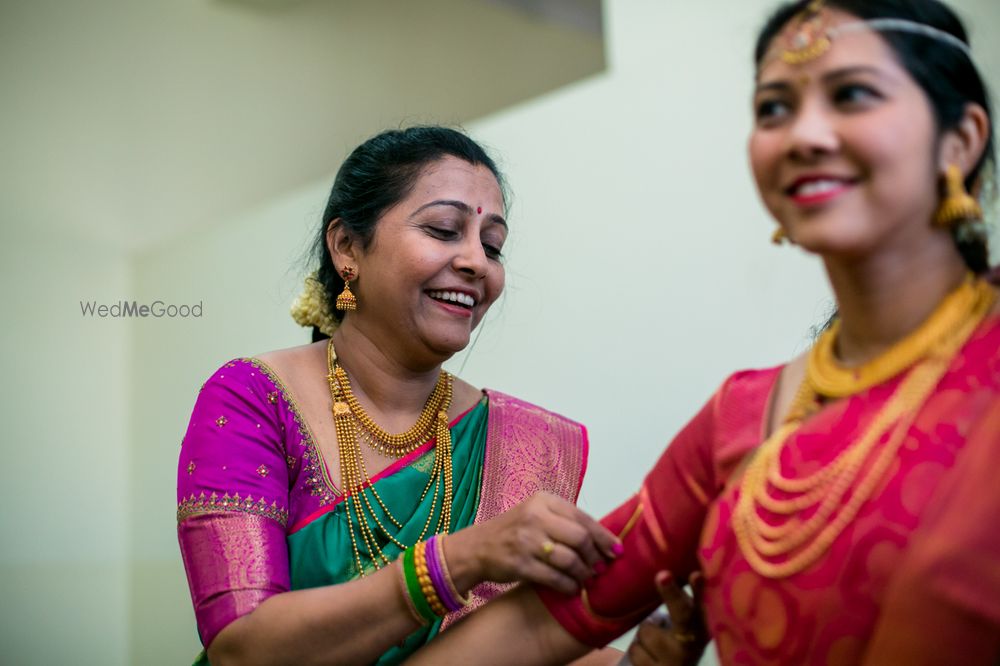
[424,226,458,240]
[483,243,503,260]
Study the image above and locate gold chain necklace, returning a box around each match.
[327,340,455,576]
[734,276,995,578]
[808,274,984,397]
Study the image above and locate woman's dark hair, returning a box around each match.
[309,126,506,340]
[755,0,996,272]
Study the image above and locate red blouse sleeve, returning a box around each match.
[862,399,1000,664]
[535,369,777,648]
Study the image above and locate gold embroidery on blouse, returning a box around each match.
[216,416,228,427]
[256,465,269,477]
[244,357,342,504]
[177,491,289,526]
[187,461,196,475]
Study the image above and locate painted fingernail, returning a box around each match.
[656,570,670,586]
[594,561,607,575]
[612,542,625,556]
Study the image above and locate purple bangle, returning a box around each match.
[426,535,461,612]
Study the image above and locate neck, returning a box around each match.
[330,319,445,415]
[822,233,968,366]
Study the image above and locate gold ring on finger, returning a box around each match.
[673,630,698,645]
[540,540,556,562]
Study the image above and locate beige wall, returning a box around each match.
[4,0,999,664]
[0,227,130,665]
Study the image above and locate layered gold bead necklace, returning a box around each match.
[327,340,455,577]
[734,275,995,578]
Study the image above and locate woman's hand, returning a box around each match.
[624,571,709,666]
[444,491,622,595]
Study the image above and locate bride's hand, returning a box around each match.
[444,492,622,595]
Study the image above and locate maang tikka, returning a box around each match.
[336,266,358,311]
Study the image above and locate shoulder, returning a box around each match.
[476,389,588,503]
[253,341,326,379]
[717,362,787,406]
[481,389,585,432]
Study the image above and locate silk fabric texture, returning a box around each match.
[177,358,587,665]
[538,315,1000,665]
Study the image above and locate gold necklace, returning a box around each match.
[734,277,995,579]
[327,340,455,576]
[807,274,981,397]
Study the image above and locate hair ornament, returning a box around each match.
[290,271,339,337]
[762,0,975,69]
[832,18,973,60]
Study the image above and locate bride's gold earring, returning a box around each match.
[934,164,983,229]
[772,227,789,245]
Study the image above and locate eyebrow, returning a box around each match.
[410,199,508,228]
[755,65,887,93]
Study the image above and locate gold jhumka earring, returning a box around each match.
[934,164,983,229]
[771,227,789,245]
[336,266,358,311]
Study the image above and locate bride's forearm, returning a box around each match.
[407,586,591,666]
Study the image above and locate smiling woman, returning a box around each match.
[174,126,627,666]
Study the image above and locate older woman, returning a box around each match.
[176,127,626,665]
[406,1,1000,664]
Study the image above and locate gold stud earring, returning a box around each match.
[934,164,983,229]
[772,227,789,245]
[335,267,358,311]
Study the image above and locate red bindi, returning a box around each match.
[477,206,482,214]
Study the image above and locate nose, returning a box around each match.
[785,97,839,161]
[453,235,489,279]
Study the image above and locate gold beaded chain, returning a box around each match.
[807,274,985,398]
[327,340,455,576]
[734,276,995,579]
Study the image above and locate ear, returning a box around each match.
[325,218,360,274]
[938,103,990,181]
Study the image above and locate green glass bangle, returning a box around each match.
[403,546,437,624]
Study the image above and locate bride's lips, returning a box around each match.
[785,174,859,207]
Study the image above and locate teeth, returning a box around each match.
[795,179,845,197]
[428,290,475,307]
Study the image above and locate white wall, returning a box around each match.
[0,226,130,665]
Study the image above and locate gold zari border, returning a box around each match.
[177,491,289,527]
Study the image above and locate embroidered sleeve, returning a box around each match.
[176,361,291,648]
[535,383,722,648]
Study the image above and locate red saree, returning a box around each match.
[538,315,1000,665]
